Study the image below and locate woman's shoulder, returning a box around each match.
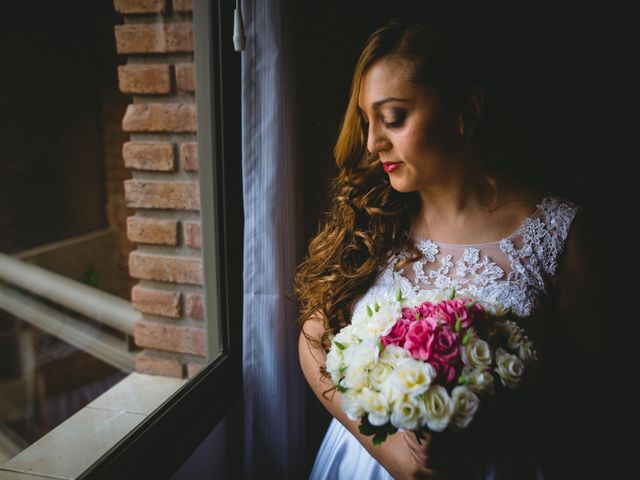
[493,179,580,235]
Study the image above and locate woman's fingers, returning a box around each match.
[403,431,433,468]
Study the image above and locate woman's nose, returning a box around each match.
[366,122,390,154]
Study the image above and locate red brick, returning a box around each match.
[180,142,198,172]
[118,64,171,94]
[187,361,204,378]
[114,0,166,14]
[173,0,192,12]
[114,23,193,54]
[132,285,182,318]
[129,251,203,284]
[122,103,196,133]
[134,318,205,356]
[123,142,175,171]
[125,180,200,210]
[186,293,204,320]
[183,221,201,249]
[175,63,195,92]
[135,350,183,378]
[127,216,178,245]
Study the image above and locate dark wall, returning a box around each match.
[0,0,118,253]
[290,0,618,475]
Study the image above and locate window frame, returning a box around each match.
[77,0,243,477]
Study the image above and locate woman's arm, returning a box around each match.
[298,315,439,480]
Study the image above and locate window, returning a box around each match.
[0,1,242,478]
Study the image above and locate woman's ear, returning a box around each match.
[458,85,486,139]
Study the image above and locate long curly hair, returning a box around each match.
[294,16,491,367]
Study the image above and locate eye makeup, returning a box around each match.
[382,108,406,128]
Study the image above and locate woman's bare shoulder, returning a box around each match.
[489,178,545,232]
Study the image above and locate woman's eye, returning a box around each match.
[383,110,406,128]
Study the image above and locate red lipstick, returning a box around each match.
[382,162,401,173]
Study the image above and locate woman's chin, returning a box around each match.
[388,179,417,194]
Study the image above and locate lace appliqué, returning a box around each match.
[352,195,580,321]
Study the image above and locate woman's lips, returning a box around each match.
[382,162,402,173]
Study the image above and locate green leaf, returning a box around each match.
[374,302,380,312]
[454,316,462,333]
[449,287,456,300]
[458,375,469,385]
[334,340,346,350]
[359,417,397,446]
[359,420,377,436]
[373,431,389,446]
[335,384,347,392]
[465,300,478,310]
[377,340,385,353]
[462,331,473,346]
[396,287,403,301]
[367,305,373,317]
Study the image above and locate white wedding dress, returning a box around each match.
[308,195,580,480]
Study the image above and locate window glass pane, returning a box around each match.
[0,0,238,474]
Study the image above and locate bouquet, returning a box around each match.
[326,287,537,445]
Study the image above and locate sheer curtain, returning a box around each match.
[241,0,305,479]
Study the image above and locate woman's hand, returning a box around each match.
[397,429,482,480]
[398,430,441,479]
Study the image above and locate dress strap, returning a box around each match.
[536,195,581,277]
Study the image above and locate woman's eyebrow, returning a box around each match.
[357,97,410,113]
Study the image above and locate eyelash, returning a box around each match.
[383,118,404,128]
[361,112,405,132]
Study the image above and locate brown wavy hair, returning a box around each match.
[294,16,489,370]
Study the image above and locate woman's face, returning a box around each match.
[357,56,463,192]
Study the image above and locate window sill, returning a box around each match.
[0,372,186,480]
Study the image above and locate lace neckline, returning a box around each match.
[408,195,548,248]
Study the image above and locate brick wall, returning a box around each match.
[114,0,204,378]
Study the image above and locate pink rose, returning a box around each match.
[430,325,460,365]
[418,301,438,319]
[436,299,470,327]
[401,307,421,321]
[431,361,458,385]
[465,300,488,324]
[403,320,435,361]
[430,325,461,385]
[381,318,411,347]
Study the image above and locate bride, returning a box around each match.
[294,16,602,480]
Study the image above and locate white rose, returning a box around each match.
[373,303,403,335]
[518,340,537,365]
[461,337,492,369]
[506,328,525,350]
[390,394,426,430]
[494,347,525,390]
[343,364,370,390]
[325,347,344,384]
[369,361,392,389]
[358,387,391,426]
[422,385,454,432]
[479,300,509,317]
[342,390,366,421]
[380,344,412,364]
[450,386,480,431]
[369,344,411,389]
[379,379,404,408]
[343,339,378,370]
[389,358,436,396]
[332,325,360,349]
[461,366,496,395]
